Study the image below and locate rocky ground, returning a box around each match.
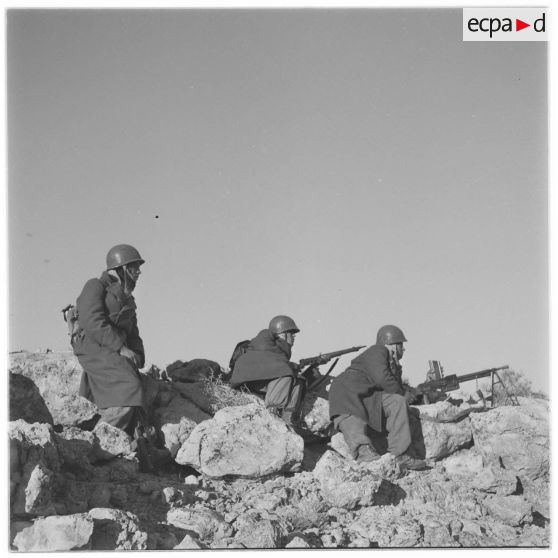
[9,351,550,550]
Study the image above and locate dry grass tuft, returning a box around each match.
[201,375,262,414]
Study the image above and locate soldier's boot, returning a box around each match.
[337,415,375,461]
[395,451,427,471]
[281,407,300,427]
[134,431,155,474]
[355,444,381,463]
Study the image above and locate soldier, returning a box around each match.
[72,244,146,436]
[230,315,305,425]
[329,325,426,469]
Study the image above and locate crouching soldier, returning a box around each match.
[230,315,305,426]
[70,244,168,471]
[329,325,426,470]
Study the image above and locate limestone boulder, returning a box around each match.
[348,507,422,547]
[233,510,288,549]
[9,420,61,517]
[167,507,232,541]
[12,514,94,551]
[93,422,135,457]
[470,401,549,480]
[88,508,148,550]
[301,394,331,435]
[481,495,533,527]
[9,351,98,426]
[398,469,485,521]
[419,416,473,460]
[470,464,519,496]
[313,450,402,509]
[175,404,304,478]
[441,448,485,477]
[160,416,198,458]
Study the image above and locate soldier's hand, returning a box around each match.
[404,389,418,405]
[290,362,302,375]
[120,346,140,367]
[316,355,330,365]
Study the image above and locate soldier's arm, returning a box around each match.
[126,317,145,368]
[366,346,405,395]
[76,279,125,352]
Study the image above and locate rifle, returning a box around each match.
[299,346,365,368]
[417,365,515,406]
[299,346,365,389]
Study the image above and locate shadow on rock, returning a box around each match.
[374,479,407,506]
[9,373,54,425]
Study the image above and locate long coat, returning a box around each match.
[230,329,296,386]
[72,271,145,408]
[328,344,405,432]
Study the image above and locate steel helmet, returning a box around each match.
[376,325,407,345]
[106,244,145,270]
[269,315,300,334]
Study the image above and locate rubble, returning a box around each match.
[8,352,550,550]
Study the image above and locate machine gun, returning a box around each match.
[299,345,365,390]
[417,362,518,406]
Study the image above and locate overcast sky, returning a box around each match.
[7,8,548,391]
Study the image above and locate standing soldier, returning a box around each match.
[329,325,426,469]
[72,244,146,436]
[230,315,305,426]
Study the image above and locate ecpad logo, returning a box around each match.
[463,8,548,41]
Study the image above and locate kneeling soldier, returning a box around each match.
[230,315,305,425]
[329,325,426,470]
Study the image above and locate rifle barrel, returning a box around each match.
[455,366,509,384]
[299,345,365,367]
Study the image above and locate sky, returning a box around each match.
[7,7,548,392]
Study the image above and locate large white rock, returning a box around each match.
[93,421,135,457]
[9,420,60,516]
[167,507,232,541]
[300,394,331,435]
[12,514,94,551]
[313,450,402,509]
[175,404,304,477]
[9,351,98,426]
[233,510,288,548]
[482,495,533,526]
[160,416,198,457]
[470,401,549,480]
[330,413,472,462]
[420,417,473,460]
[348,506,422,547]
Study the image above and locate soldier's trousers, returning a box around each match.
[247,376,304,415]
[98,406,141,437]
[334,393,413,457]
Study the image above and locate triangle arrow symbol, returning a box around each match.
[516,19,530,31]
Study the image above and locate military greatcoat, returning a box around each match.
[230,329,296,386]
[72,271,145,408]
[328,344,405,432]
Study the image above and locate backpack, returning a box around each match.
[228,339,251,373]
[61,304,82,342]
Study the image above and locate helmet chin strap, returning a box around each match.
[386,344,400,367]
[111,266,135,294]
